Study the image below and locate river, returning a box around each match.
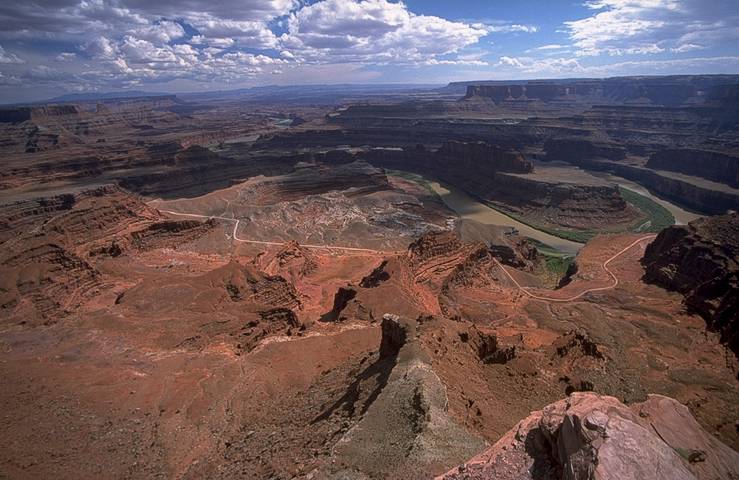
[587,171,702,225]
[426,180,584,255]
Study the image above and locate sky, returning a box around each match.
[0,0,738,103]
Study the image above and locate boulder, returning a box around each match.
[438,392,739,480]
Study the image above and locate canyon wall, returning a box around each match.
[647,149,739,188]
[642,213,738,354]
[461,75,739,107]
[544,138,739,214]
[489,172,636,230]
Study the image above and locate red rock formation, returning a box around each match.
[0,185,214,322]
[642,213,738,353]
[212,260,301,311]
[439,392,739,480]
[256,240,318,279]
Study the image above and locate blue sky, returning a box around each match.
[0,0,738,102]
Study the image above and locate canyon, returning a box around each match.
[0,76,738,479]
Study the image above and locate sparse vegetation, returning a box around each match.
[526,239,575,286]
[544,254,575,277]
[619,187,675,233]
[484,187,675,244]
[385,169,441,199]
[482,202,595,243]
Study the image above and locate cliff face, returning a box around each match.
[543,139,739,215]
[642,213,739,353]
[363,141,532,198]
[647,149,739,188]
[0,185,213,323]
[0,105,80,124]
[436,141,533,174]
[247,160,389,205]
[489,172,636,230]
[543,138,627,163]
[439,392,739,480]
[462,76,739,106]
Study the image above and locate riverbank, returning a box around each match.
[424,179,584,255]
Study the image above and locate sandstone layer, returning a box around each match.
[642,213,739,354]
[439,392,739,480]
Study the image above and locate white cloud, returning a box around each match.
[566,0,739,56]
[280,0,489,64]
[2,0,735,98]
[486,53,739,79]
[129,20,185,43]
[496,56,584,74]
[83,36,118,59]
[0,71,22,85]
[0,45,23,64]
[55,52,77,62]
[577,54,739,75]
[536,44,566,50]
[487,24,538,33]
[188,16,278,48]
[191,35,235,48]
[122,0,298,22]
[671,43,705,53]
[425,58,489,66]
[498,56,524,68]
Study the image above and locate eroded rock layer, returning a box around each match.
[642,213,739,353]
[439,392,739,480]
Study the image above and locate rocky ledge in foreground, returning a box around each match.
[439,392,739,480]
[641,212,738,354]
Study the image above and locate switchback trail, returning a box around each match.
[159,209,654,301]
[494,235,657,303]
[158,209,387,254]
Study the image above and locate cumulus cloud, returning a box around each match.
[1,0,498,95]
[280,0,489,64]
[187,16,278,48]
[122,0,297,22]
[496,55,584,74]
[191,36,236,48]
[498,56,525,68]
[129,20,185,44]
[83,36,118,59]
[1,0,735,99]
[566,0,739,56]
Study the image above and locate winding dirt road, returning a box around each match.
[158,209,386,254]
[160,209,655,302]
[493,234,657,303]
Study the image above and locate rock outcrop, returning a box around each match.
[0,185,214,323]
[647,149,739,188]
[488,172,637,230]
[322,314,487,479]
[362,141,533,199]
[460,75,738,107]
[255,240,318,280]
[439,392,739,480]
[642,213,738,353]
[543,139,739,215]
[0,105,80,124]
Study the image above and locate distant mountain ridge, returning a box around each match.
[47,90,170,103]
